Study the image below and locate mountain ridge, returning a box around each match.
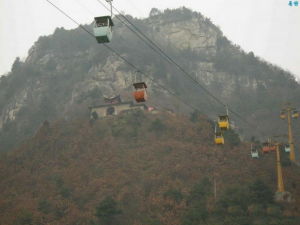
[0,7,299,156]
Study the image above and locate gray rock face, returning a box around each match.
[162,18,218,53]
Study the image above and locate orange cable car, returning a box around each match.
[280,110,286,119]
[262,142,276,153]
[133,82,147,102]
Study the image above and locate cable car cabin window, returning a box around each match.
[133,82,147,90]
[94,16,113,27]
[215,132,222,137]
[262,142,268,147]
[219,115,229,121]
[97,21,107,27]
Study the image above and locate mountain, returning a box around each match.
[0,111,299,225]
[0,7,300,155]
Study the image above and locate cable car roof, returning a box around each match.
[94,16,114,26]
[133,82,147,89]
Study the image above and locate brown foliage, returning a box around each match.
[0,111,299,224]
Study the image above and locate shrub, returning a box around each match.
[38,199,52,214]
[95,196,122,225]
[182,205,208,225]
[248,179,274,205]
[149,119,166,136]
[163,189,184,203]
[15,210,33,225]
[247,204,264,216]
[266,205,281,216]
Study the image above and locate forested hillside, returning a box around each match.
[0,7,299,155]
[0,111,299,225]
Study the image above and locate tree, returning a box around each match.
[182,205,208,225]
[149,119,166,135]
[187,178,212,205]
[15,210,33,225]
[11,57,22,73]
[183,178,212,225]
[149,8,161,17]
[95,196,122,225]
[163,189,184,203]
[189,110,201,122]
[248,179,274,205]
[223,129,241,146]
[217,186,249,211]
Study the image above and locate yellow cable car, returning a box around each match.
[218,115,229,130]
[215,131,224,145]
[292,110,299,118]
[218,106,230,130]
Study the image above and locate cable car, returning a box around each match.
[284,144,290,153]
[269,144,276,152]
[262,142,276,153]
[280,111,286,119]
[218,115,229,130]
[251,144,259,158]
[93,16,114,43]
[292,110,299,118]
[133,82,147,102]
[215,131,224,145]
[262,142,270,153]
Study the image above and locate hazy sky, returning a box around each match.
[1,0,299,78]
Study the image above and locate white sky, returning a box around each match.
[0,0,299,78]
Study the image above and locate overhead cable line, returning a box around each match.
[45,0,200,113]
[94,0,184,73]
[95,0,264,135]
[46,0,266,139]
[96,0,225,105]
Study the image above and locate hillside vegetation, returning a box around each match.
[0,111,299,225]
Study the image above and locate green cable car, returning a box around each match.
[93,16,114,43]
